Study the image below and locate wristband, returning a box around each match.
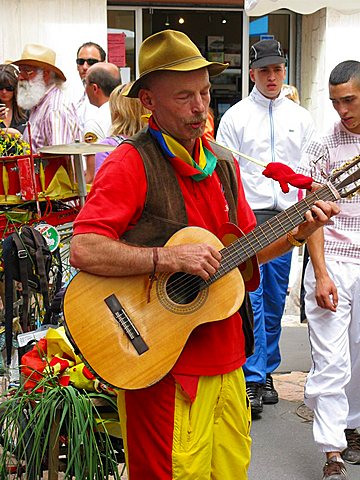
[287,232,306,248]
[147,247,159,303]
[152,247,159,276]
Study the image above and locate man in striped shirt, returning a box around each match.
[14,43,80,151]
[299,60,360,480]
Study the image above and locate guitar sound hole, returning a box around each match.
[166,273,201,305]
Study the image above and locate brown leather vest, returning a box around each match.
[122,129,238,246]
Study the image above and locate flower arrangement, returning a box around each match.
[0,125,30,157]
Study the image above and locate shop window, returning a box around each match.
[142,9,243,130]
[249,13,291,89]
[107,9,136,83]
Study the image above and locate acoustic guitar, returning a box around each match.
[63,156,360,390]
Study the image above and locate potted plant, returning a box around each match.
[0,335,125,479]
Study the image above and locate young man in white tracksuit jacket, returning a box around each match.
[216,39,315,416]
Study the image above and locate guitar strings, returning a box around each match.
[118,184,336,318]
[160,163,355,304]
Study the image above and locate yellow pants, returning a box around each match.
[118,367,252,480]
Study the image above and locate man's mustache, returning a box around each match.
[185,116,207,125]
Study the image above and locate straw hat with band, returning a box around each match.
[123,30,228,98]
[13,43,66,81]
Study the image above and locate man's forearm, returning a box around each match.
[306,227,327,280]
[70,233,154,276]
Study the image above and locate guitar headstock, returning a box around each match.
[328,154,360,199]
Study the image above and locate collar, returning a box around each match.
[250,85,287,108]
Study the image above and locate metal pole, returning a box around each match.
[73,154,87,207]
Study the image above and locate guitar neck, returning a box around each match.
[206,183,338,286]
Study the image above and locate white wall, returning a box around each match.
[301,8,360,134]
[0,0,107,103]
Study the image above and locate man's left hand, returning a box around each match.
[293,200,340,240]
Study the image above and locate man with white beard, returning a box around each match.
[13,43,80,151]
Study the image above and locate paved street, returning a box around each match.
[248,311,358,480]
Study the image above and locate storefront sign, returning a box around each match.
[108,32,126,67]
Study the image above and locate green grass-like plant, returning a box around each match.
[0,374,124,479]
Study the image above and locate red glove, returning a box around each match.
[262,162,313,193]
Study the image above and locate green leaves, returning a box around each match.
[0,378,124,478]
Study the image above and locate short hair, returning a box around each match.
[109,82,150,136]
[87,66,120,97]
[77,42,106,62]
[329,60,360,86]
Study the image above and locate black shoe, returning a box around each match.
[323,456,347,479]
[262,373,279,405]
[246,382,263,415]
[341,429,360,465]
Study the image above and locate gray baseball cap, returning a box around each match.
[250,39,286,69]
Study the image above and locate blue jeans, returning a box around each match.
[243,251,292,384]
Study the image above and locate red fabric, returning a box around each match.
[124,374,176,480]
[74,139,256,378]
[59,375,70,386]
[82,365,96,380]
[262,162,313,193]
[49,356,69,371]
[173,373,200,402]
[21,338,47,391]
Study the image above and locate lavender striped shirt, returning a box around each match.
[23,85,80,152]
[298,121,360,263]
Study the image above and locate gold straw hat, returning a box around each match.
[12,43,66,81]
[123,30,228,98]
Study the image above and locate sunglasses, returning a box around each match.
[0,85,15,91]
[76,58,99,66]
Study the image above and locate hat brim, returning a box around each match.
[12,59,66,81]
[123,58,228,98]
[250,56,286,70]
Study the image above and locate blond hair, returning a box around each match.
[109,82,149,137]
[282,84,300,104]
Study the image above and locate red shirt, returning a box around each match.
[74,141,256,379]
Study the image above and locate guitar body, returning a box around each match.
[64,226,245,390]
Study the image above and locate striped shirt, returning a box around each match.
[23,85,80,152]
[298,121,360,263]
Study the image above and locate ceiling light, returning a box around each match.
[179,17,185,24]
[165,16,170,26]
[222,18,227,24]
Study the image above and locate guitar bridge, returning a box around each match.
[105,294,149,355]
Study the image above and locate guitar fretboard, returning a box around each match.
[205,183,337,286]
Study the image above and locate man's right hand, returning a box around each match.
[314,274,338,312]
[159,243,222,281]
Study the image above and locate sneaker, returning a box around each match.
[262,373,279,405]
[341,429,360,464]
[323,456,347,480]
[246,382,263,415]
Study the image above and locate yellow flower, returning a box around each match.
[0,127,31,157]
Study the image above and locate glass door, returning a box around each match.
[107,8,139,83]
[142,8,243,130]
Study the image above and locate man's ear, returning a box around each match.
[249,68,255,83]
[138,89,155,111]
[43,69,51,85]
